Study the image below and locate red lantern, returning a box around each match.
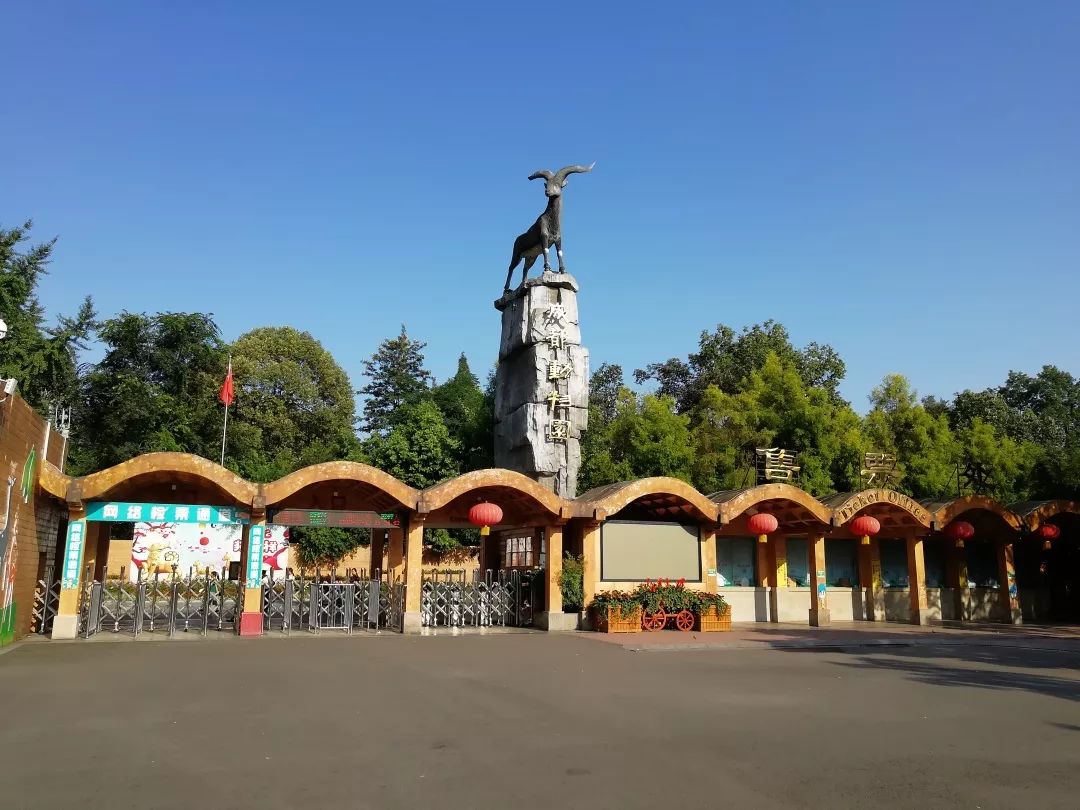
[1038,523,1060,550]
[748,512,778,544]
[468,502,503,536]
[945,520,974,548]
[850,515,881,546]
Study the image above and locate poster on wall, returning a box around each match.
[129,522,290,582]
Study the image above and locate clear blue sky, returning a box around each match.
[3,2,1078,410]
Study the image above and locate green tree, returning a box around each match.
[0,221,95,412]
[229,326,359,481]
[863,374,956,498]
[432,353,490,471]
[359,325,431,435]
[578,364,632,492]
[953,418,1037,502]
[634,320,846,413]
[605,390,694,483]
[70,312,226,474]
[364,399,460,488]
[291,526,370,569]
[688,353,863,495]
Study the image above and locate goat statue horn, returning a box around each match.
[553,162,595,184]
[528,169,555,181]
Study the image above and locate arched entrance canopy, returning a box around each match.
[1013,499,1080,532]
[418,469,568,526]
[921,495,1023,533]
[710,483,832,532]
[574,478,718,523]
[822,489,932,535]
[59,452,258,507]
[262,461,418,512]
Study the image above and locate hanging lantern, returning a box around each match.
[468,502,503,536]
[748,512,779,544]
[1038,523,1060,551]
[945,520,975,549]
[850,515,881,546]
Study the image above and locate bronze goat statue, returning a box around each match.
[505,163,594,291]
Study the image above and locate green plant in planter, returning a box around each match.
[635,578,695,613]
[558,553,584,612]
[589,590,640,620]
[692,591,729,615]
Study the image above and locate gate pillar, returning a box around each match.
[402,515,425,633]
[581,520,601,628]
[52,504,87,640]
[537,521,576,631]
[907,535,930,625]
[238,516,266,636]
[808,534,830,627]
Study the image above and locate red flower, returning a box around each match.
[677,578,686,588]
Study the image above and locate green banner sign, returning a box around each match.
[85,502,250,525]
[268,509,398,529]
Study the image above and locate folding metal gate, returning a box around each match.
[420,569,537,628]
[33,567,243,638]
[31,566,408,639]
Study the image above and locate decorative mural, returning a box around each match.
[128,522,290,582]
[0,446,33,645]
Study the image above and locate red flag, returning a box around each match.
[219,359,234,407]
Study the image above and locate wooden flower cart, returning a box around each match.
[641,605,696,632]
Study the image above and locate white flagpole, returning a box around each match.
[220,355,231,466]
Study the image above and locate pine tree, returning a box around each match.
[358,325,431,435]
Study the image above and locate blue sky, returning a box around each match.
[3,2,1078,411]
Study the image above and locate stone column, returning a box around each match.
[857,540,876,621]
[387,527,405,580]
[238,516,266,637]
[494,272,589,498]
[808,534,830,627]
[701,524,718,594]
[52,504,87,640]
[906,535,929,625]
[996,540,1023,624]
[769,536,788,623]
[581,521,602,626]
[947,540,969,621]
[755,537,770,588]
[402,516,425,633]
[538,522,576,631]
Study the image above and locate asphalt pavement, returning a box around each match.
[1,630,1078,809]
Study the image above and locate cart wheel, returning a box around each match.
[675,610,694,631]
[642,610,666,631]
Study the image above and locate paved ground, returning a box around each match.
[1,629,1079,809]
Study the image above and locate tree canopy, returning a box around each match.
[0,222,95,413]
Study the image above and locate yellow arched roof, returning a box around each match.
[1013,499,1080,531]
[922,495,1023,532]
[822,489,932,529]
[418,469,566,518]
[66,452,257,505]
[575,478,718,522]
[710,483,832,527]
[262,461,418,510]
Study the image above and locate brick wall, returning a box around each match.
[0,395,67,644]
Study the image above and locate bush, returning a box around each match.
[589,590,640,620]
[558,553,584,612]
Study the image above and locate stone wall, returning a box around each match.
[0,395,68,643]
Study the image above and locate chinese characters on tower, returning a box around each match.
[543,301,573,446]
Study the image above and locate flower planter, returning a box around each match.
[694,605,732,632]
[593,606,642,633]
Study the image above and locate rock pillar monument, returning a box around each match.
[494,271,588,497]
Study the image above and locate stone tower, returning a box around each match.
[494,271,588,498]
